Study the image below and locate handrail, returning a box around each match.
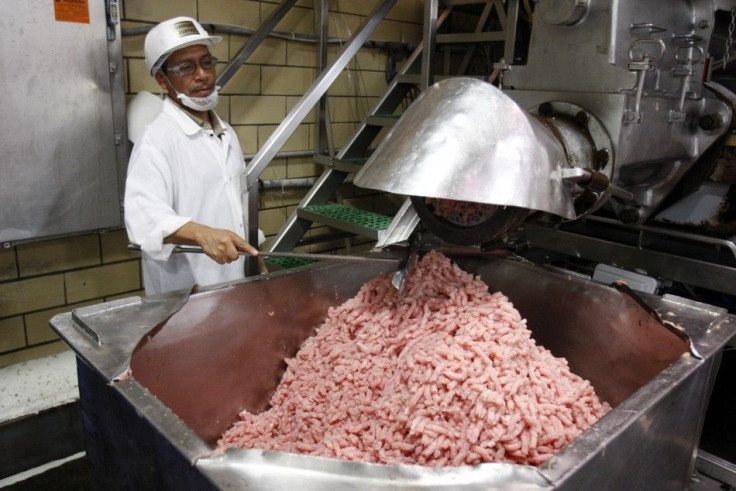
[244,0,398,189]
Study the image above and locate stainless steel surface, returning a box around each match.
[0,0,125,244]
[537,0,590,26]
[501,0,734,223]
[375,198,421,249]
[389,233,419,294]
[353,0,735,242]
[51,255,736,490]
[519,217,736,295]
[260,250,399,265]
[696,450,736,487]
[354,78,576,219]
[421,0,439,90]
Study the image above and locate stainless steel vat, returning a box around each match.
[51,255,736,489]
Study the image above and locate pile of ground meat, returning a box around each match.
[218,251,611,467]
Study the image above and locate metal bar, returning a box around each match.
[245,180,261,276]
[458,0,495,75]
[335,8,450,161]
[268,6,451,253]
[503,0,520,64]
[260,177,317,191]
[696,450,736,487]
[443,0,494,5]
[587,215,736,260]
[129,244,399,265]
[314,0,329,156]
[437,31,506,43]
[123,25,416,52]
[216,0,298,88]
[520,223,736,295]
[422,0,439,90]
[374,198,421,249]
[244,149,317,161]
[261,250,399,265]
[244,0,398,190]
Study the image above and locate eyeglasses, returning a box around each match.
[165,56,218,77]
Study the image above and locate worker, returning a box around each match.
[124,16,264,295]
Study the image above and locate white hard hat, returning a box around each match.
[144,17,222,75]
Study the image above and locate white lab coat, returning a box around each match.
[125,98,258,295]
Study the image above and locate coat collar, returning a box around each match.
[162,97,226,137]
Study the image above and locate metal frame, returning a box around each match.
[519,216,736,296]
[243,0,399,274]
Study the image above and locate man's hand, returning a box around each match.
[165,222,258,264]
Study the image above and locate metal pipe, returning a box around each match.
[421,0,438,90]
[259,175,354,191]
[243,149,317,161]
[259,177,317,191]
[121,25,415,52]
[315,0,330,157]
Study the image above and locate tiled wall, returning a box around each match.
[0,0,424,368]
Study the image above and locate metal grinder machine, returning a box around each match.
[356,1,736,247]
[51,1,736,489]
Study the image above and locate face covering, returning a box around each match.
[162,73,219,111]
[177,85,220,112]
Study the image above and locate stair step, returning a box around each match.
[298,204,392,239]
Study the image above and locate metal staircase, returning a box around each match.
[265,0,522,260]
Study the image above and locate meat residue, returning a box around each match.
[217,251,611,466]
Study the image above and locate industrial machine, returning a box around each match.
[50,0,736,489]
[356,0,736,253]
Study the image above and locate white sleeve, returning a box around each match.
[124,134,191,261]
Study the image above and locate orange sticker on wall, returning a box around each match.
[54,0,90,24]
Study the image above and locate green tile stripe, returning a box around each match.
[302,204,392,230]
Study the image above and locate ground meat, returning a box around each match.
[217,251,611,467]
[424,198,497,226]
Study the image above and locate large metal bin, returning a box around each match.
[50,254,736,490]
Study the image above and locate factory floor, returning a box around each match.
[2,454,92,490]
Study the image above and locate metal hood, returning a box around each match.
[354,77,576,219]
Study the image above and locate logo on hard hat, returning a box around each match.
[173,21,199,37]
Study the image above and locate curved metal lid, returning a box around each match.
[354,77,576,219]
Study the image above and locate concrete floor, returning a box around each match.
[2,455,92,490]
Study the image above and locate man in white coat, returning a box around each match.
[125,17,262,295]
